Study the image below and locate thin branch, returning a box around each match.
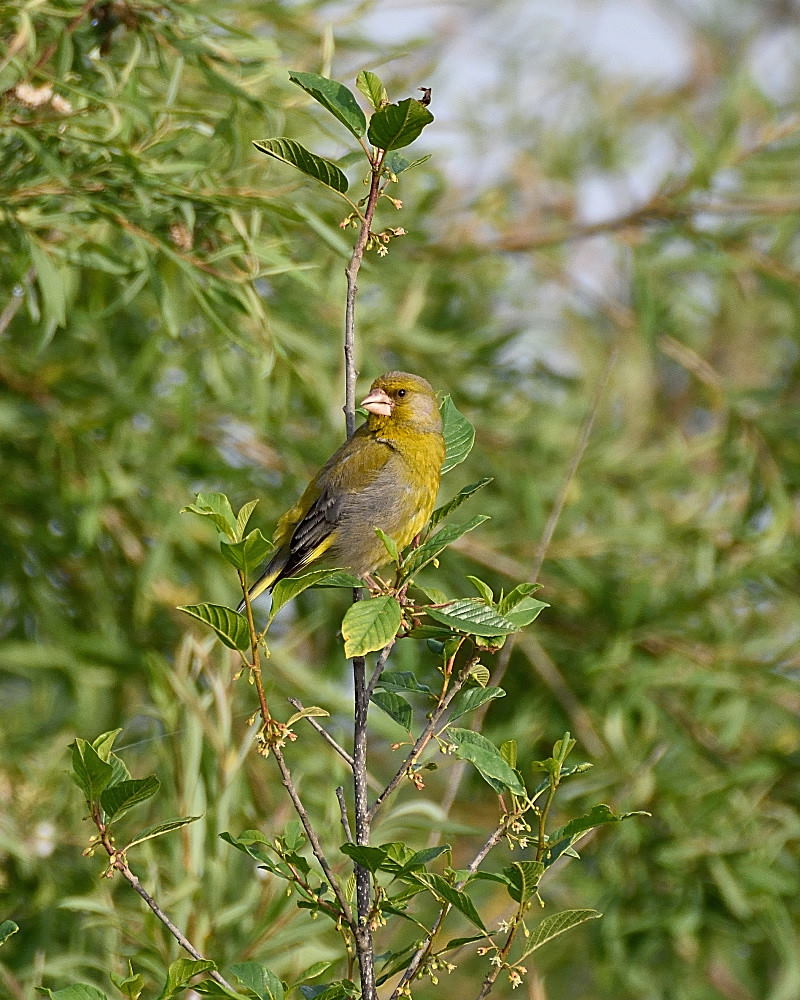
[352,649,377,1000]
[271,743,354,927]
[288,697,354,767]
[343,150,385,436]
[336,786,354,843]
[430,345,619,835]
[340,146,388,1000]
[390,816,513,997]
[365,638,395,702]
[94,818,236,994]
[368,663,472,823]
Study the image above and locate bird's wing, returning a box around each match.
[277,429,394,578]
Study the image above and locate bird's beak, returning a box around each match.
[361,387,394,417]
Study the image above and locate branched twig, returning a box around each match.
[288,697,354,767]
[390,816,515,997]
[343,150,385,436]
[368,662,472,823]
[92,813,236,994]
[341,143,389,1000]
[430,345,619,837]
[270,744,354,926]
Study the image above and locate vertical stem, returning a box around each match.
[343,151,385,437]
[352,649,375,1000]
[342,148,385,1000]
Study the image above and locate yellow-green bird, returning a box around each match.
[241,372,445,608]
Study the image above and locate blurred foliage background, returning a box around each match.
[1,0,799,998]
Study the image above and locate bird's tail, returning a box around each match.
[236,555,285,613]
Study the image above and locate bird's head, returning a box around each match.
[361,372,442,431]
[361,372,441,433]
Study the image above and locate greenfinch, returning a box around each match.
[242,372,445,607]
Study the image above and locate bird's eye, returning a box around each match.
[397,389,407,398]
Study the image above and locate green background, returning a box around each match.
[1,1,798,997]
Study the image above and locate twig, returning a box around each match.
[341,144,388,1000]
[368,663,472,823]
[343,151,385,436]
[94,815,236,994]
[390,816,512,997]
[271,744,354,928]
[288,697,354,767]
[352,649,377,1000]
[336,786,354,842]
[430,345,619,835]
[365,638,395,701]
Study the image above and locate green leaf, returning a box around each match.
[447,686,505,722]
[282,818,305,851]
[504,860,545,903]
[91,729,122,760]
[107,752,131,787]
[70,738,114,804]
[497,582,540,613]
[383,151,431,176]
[408,872,486,931]
[158,958,216,1000]
[500,740,518,770]
[220,529,274,573]
[426,598,518,637]
[219,829,273,866]
[290,963,334,989]
[466,575,494,603]
[253,139,348,195]
[370,691,412,731]
[441,933,487,951]
[374,527,399,564]
[467,661,491,687]
[427,479,492,532]
[289,71,366,138]
[42,988,108,1000]
[367,97,434,150]
[0,920,19,947]
[123,816,201,850]
[340,842,389,873]
[181,492,237,540]
[231,962,284,1000]
[313,570,364,588]
[502,596,549,629]
[178,604,250,651]
[356,70,388,109]
[298,981,358,1000]
[401,516,489,580]
[270,568,360,620]
[285,705,330,727]
[235,499,259,539]
[341,596,401,657]
[376,671,433,695]
[29,239,67,333]
[447,728,525,795]
[391,845,451,878]
[548,804,650,850]
[109,965,144,1000]
[523,909,602,953]
[440,396,475,473]
[100,776,160,822]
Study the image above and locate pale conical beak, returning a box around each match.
[361,387,393,417]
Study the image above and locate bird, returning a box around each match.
[240,371,445,609]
